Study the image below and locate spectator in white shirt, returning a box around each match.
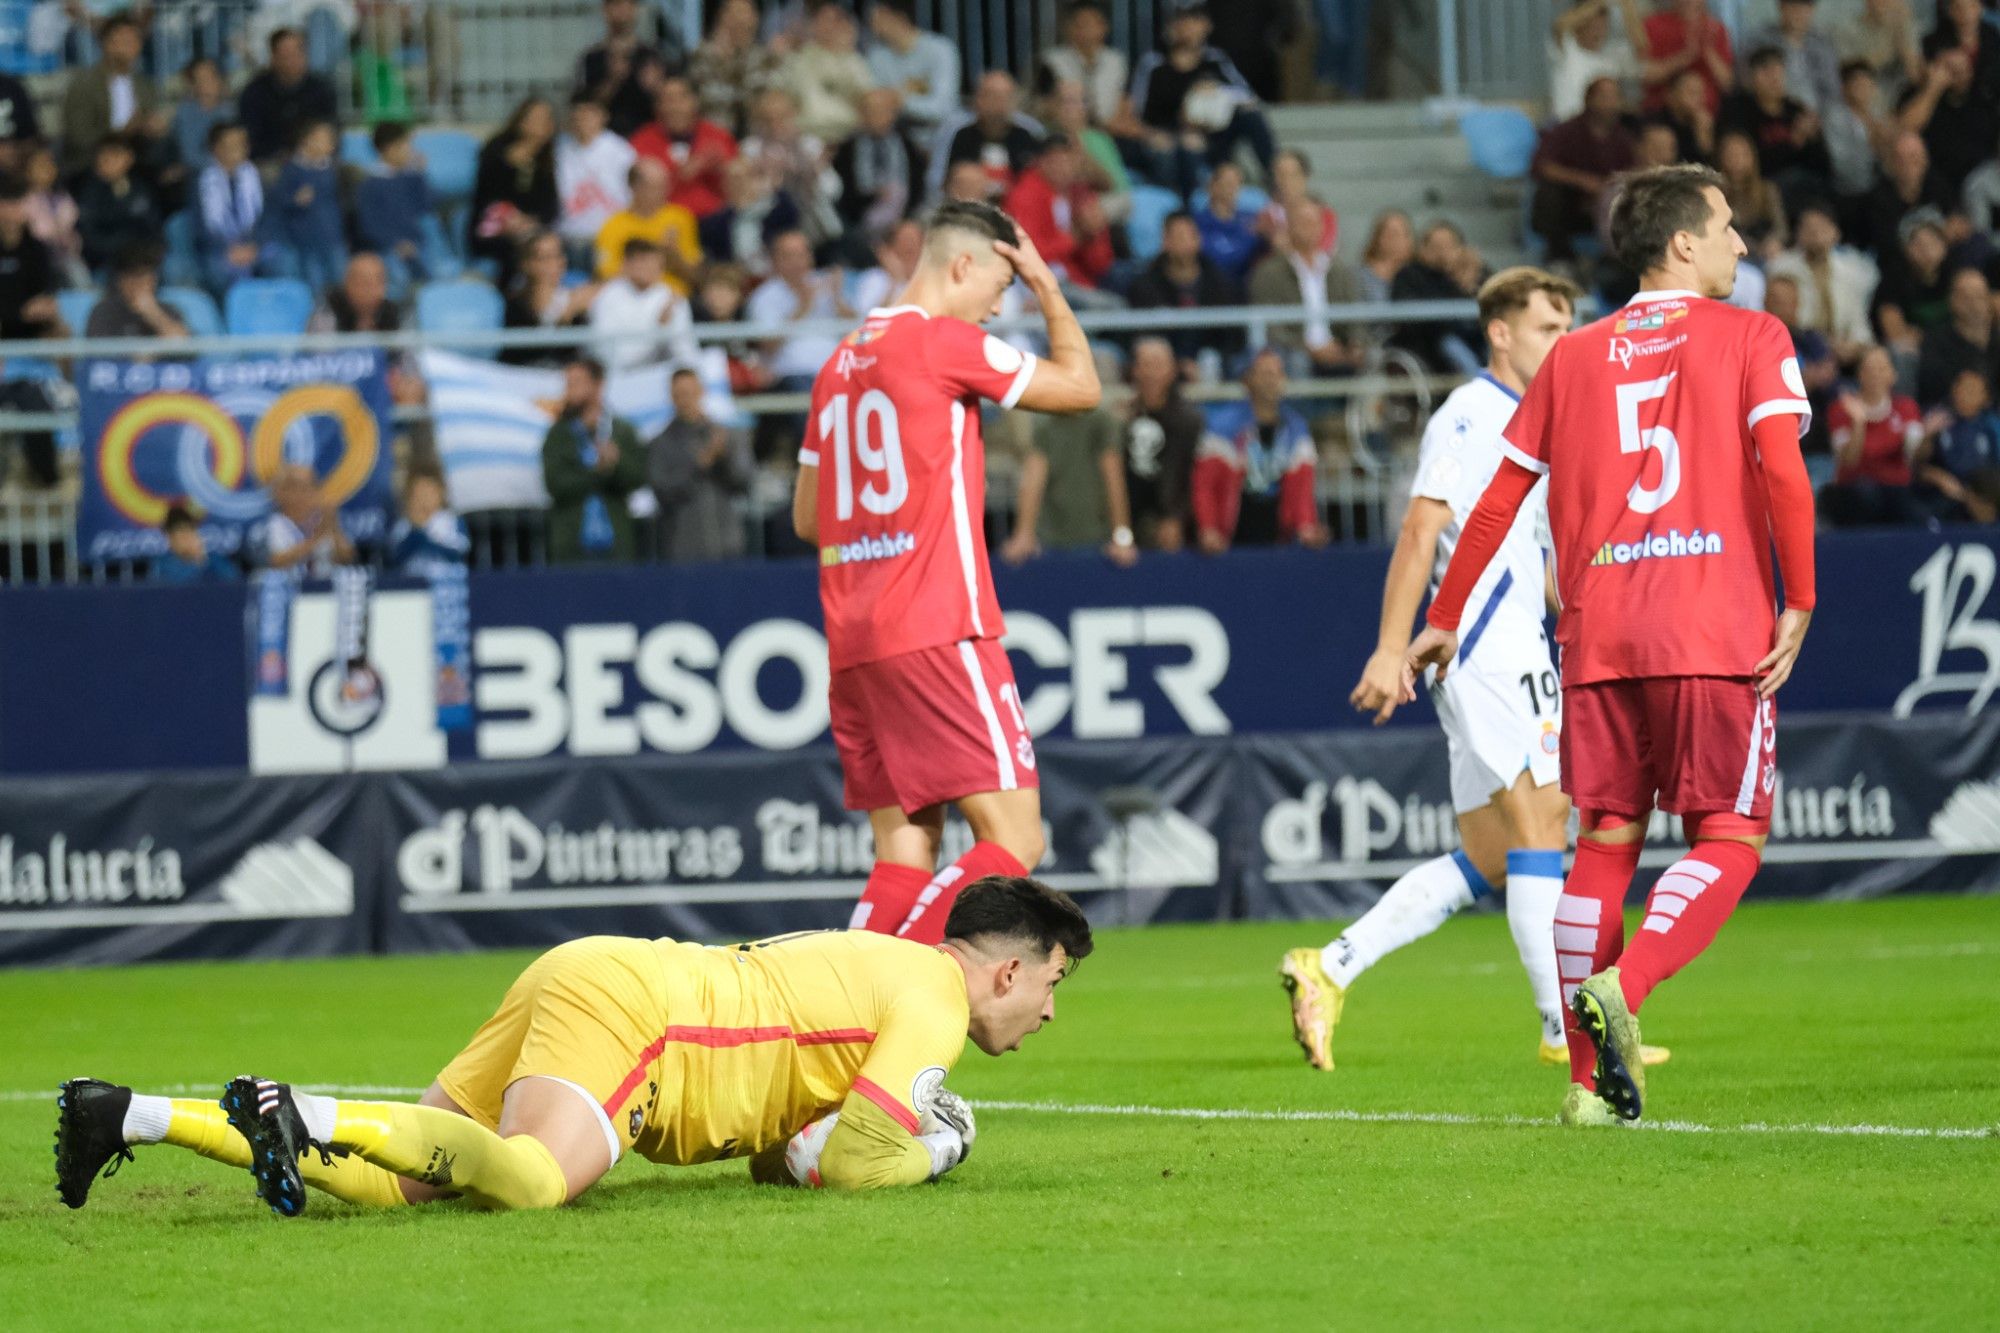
[1038,1,1128,128]
[1764,200,1880,364]
[556,94,636,265]
[1548,0,1645,122]
[261,463,356,580]
[744,227,853,387]
[865,0,961,138]
[589,236,699,371]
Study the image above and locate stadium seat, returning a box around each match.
[224,278,316,336]
[56,289,97,335]
[415,279,505,352]
[341,128,378,167]
[1459,106,1539,180]
[413,129,480,201]
[159,287,224,338]
[1125,185,1183,262]
[162,211,199,288]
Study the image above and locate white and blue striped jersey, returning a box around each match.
[1412,372,1551,671]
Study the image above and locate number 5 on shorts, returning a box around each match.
[1616,372,1680,514]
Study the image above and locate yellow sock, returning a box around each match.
[163,1099,250,1167]
[157,1096,408,1207]
[331,1101,569,1211]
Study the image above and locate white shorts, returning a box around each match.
[1429,635,1563,815]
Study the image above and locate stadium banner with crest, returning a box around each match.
[75,353,395,564]
[0,715,1993,966]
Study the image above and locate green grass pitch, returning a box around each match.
[3,894,1996,1330]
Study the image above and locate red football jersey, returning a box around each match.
[1500,290,1811,685]
[803,306,1039,670]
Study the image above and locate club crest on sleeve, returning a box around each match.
[911,1065,948,1116]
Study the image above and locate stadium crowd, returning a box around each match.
[0,0,1994,584]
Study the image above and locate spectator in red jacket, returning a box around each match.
[1192,348,1327,551]
[629,74,738,218]
[1002,134,1114,290]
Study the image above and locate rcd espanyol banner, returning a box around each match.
[77,354,394,563]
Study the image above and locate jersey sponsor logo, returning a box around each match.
[1589,527,1725,566]
[819,531,917,567]
[1614,306,1687,334]
[911,1065,947,1117]
[1606,333,1687,369]
[834,347,879,377]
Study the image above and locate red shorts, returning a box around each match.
[828,638,1039,813]
[1561,676,1776,820]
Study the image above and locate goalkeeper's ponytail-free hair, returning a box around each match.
[943,876,1093,968]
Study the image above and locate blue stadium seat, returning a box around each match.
[415,279,505,350]
[341,128,378,167]
[1125,185,1183,262]
[160,286,224,338]
[1460,106,1539,180]
[162,211,200,288]
[224,278,316,336]
[57,289,98,335]
[413,129,481,201]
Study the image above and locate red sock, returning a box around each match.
[1615,841,1761,1013]
[1556,837,1642,1089]
[849,862,931,935]
[894,842,1028,945]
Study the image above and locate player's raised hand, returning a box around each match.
[1754,606,1813,699]
[1350,648,1409,725]
[993,228,1059,294]
[1403,626,1459,696]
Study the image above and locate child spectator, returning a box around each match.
[588,236,698,372]
[171,58,232,173]
[1919,368,2000,523]
[154,505,240,584]
[196,122,265,297]
[1196,160,1259,285]
[557,96,635,268]
[76,134,157,274]
[690,262,769,392]
[22,145,85,287]
[264,120,346,295]
[389,468,471,575]
[356,122,441,295]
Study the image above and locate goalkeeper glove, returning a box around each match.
[920,1087,976,1163]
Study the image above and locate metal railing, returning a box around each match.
[0,298,1479,583]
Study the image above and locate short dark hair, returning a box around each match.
[94,132,134,159]
[670,366,702,386]
[207,119,244,150]
[372,121,411,153]
[1275,147,1311,175]
[163,503,198,533]
[926,198,1019,247]
[402,465,445,501]
[0,172,26,204]
[567,354,607,383]
[1162,208,1198,231]
[1839,59,1876,85]
[942,876,1094,967]
[1793,197,1840,229]
[291,118,333,150]
[621,236,661,260]
[1065,0,1109,18]
[875,0,916,20]
[1607,163,1727,276]
[268,26,302,54]
[1747,45,1786,71]
[101,11,140,39]
[110,239,164,278]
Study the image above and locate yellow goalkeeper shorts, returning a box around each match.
[435,935,669,1155]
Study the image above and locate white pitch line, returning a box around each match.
[8,1086,1992,1141]
[970,1099,1999,1142]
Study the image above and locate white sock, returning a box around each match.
[121,1093,172,1145]
[1322,852,1485,988]
[290,1088,339,1142]
[1506,848,1568,1046]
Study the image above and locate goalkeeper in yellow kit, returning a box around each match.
[53,876,1090,1214]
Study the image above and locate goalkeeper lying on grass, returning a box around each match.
[54,876,1091,1215]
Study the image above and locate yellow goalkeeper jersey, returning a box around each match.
[632,929,970,1167]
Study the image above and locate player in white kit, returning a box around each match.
[1280,268,1672,1072]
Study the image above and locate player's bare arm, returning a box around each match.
[992,231,1102,414]
[1400,457,1540,693]
[1354,496,1452,723]
[791,463,818,544]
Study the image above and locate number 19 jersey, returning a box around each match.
[1499,290,1811,685]
[803,305,1039,671]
